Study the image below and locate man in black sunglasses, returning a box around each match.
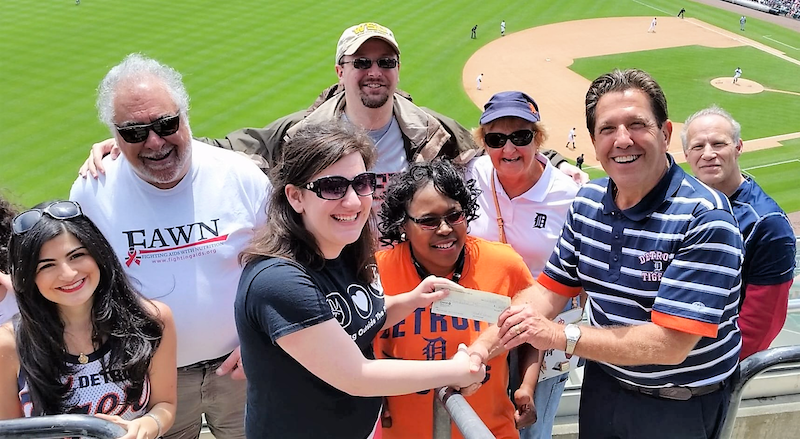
[196,22,488,205]
[80,22,587,196]
[196,23,584,185]
[71,53,271,439]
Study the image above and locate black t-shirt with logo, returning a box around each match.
[235,256,387,438]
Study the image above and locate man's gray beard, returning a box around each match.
[361,93,390,109]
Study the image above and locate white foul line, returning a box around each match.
[743,159,800,171]
[764,35,800,51]
[687,20,800,67]
[629,0,672,15]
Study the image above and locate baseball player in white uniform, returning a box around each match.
[566,127,577,149]
[733,67,742,84]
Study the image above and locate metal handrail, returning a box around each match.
[0,414,126,439]
[433,387,495,439]
[719,345,800,439]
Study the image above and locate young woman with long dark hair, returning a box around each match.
[0,200,177,439]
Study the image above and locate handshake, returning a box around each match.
[449,343,488,390]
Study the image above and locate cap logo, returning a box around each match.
[528,103,538,115]
[353,22,391,37]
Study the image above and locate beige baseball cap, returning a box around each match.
[335,22,400,64]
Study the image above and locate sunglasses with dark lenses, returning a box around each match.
[484,129,535,148]
[340,57,399,70]
[304,172,377,200]
[407,210,466,231]
[115,114,181,144]
[12,201,83,235]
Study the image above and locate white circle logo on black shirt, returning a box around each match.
[348,284,373,319]
[326,292,352,328]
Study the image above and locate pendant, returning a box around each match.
[78,353,89,364]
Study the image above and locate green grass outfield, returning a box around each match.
[570,46,800,140]
[1,0,798,212]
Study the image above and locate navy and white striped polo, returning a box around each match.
[540,155,743,388]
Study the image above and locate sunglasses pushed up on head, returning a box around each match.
[303,172,378,200]
[483,129,535,149]
[115,114,181,144]
[12,201,83,235]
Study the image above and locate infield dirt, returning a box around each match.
[463,17,799,168]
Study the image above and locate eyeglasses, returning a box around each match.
[339,57,399,70]
[303,172,377,200]
[115,114,181,144]
[484,129,535,148]
[407,210,466,231]
[12,201,83,235]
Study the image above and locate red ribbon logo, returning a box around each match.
[125,248,141,267]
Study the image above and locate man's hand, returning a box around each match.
[457,381,483,396]
[466,341,489,373]
[557,161,589,185]
[498,305,561,351]
[79,138,119,178]
[450,343,487,388]
[216,346,246,380]
[455,342,488,396]
[513,386,537,429]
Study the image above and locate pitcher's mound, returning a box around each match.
[711,77,764,94]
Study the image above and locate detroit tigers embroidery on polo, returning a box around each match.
[540,156,743,388]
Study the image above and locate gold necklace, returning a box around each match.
[78,353,89,364]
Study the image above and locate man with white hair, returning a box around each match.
[80,22,589,188]
[682,105,796,359]
[71,53,271,439]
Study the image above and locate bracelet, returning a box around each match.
[143,412,163,438]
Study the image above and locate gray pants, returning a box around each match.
[166,355,246,439]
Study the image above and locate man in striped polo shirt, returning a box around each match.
[494,69,743,438]
[682,106,796,360]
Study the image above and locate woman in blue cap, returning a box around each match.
[467,91,581,439]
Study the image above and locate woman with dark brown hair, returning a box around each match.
[234,121,485,439]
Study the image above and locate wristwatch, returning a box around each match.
[564,324,581,355]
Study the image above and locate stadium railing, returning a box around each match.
[433,387,494,439]
[720,345,800,439]
[0,414,126,439]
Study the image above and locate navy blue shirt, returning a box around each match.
[541,155,743,388]
[730,177,796,289]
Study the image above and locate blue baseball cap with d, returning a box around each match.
[479,91,540,125]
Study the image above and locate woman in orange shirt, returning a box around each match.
[375,160,535,439]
